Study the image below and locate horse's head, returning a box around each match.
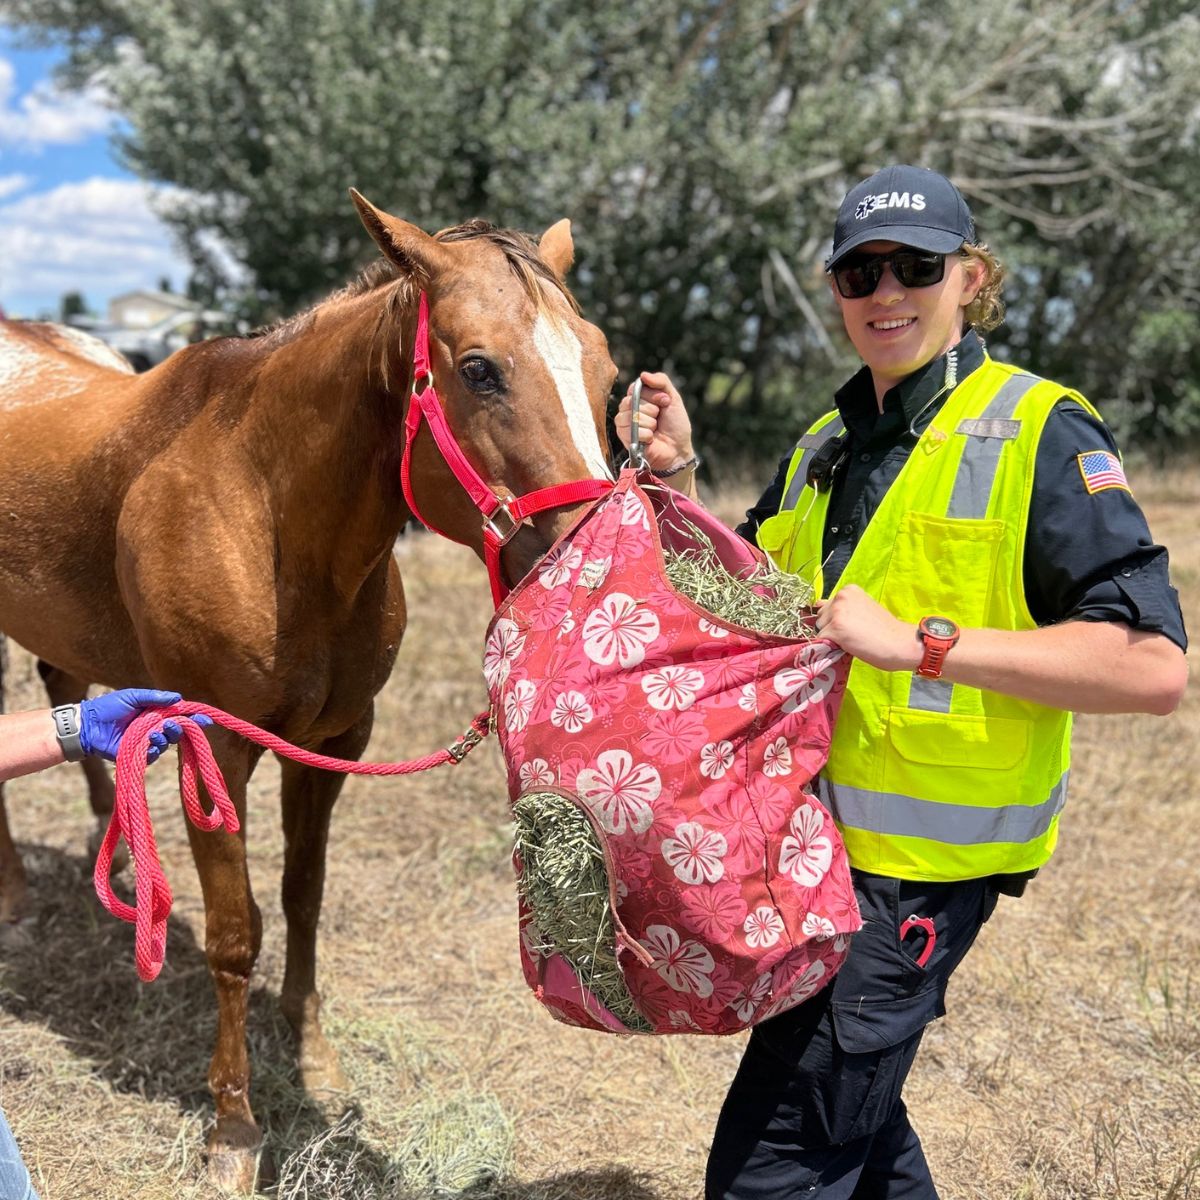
[352,191,618,592]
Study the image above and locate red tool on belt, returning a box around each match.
[899,915,937,968]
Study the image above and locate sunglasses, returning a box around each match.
[831,249,948,299]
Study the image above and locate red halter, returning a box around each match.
[400,293,614,606]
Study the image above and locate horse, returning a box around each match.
[0,191,618,1191]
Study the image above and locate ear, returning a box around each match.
[538,218,575,280]
[959,253,986,309]
[349,188,452,281]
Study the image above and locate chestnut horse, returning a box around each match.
[0,191,617,1190]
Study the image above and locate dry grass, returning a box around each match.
[1,466,1197,1199]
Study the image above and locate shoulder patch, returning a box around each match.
[1077,450,1130,496]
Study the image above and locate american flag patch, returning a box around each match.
[1077,450,1130,495]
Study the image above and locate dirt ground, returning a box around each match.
[1,470,1197,1200]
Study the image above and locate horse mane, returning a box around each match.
[253,219,578,374]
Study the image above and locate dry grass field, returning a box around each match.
[1,468,1197,1200]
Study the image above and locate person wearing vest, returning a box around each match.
[615,165,1188,1199]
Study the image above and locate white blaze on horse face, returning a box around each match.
[532,313,613,481]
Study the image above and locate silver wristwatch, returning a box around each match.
[51,703,86,762]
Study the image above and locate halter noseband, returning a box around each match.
[400,292,615,606]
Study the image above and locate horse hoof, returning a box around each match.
[207,1145,265,1194]
[207,1124,266,1194]
[301,1056,350,1099]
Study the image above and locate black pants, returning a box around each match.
[706,871,999,1199]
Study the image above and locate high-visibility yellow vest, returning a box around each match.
[756,354,1099,882]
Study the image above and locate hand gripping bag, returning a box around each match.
[483,469,861,1034]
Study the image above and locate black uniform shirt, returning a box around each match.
[738,329,1187,650]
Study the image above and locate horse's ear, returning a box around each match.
[349,189,451,281]
[538,219,575,280]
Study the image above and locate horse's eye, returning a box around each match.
[460,356,502,394]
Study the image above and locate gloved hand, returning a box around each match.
[78,688,214,764]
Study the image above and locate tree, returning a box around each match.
[59,290,88,322]
[7,0,1200,458]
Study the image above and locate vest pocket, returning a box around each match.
[879,511,1005,628]
[886,709,1029,771]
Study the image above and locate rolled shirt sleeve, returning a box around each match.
[1025,404,1187,650]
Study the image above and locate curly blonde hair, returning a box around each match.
[961,243,1006,333]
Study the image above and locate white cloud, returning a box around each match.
[0,176,194,315]
[0,55,114,147]
[0,172,30,199]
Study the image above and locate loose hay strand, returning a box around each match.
[660,517,816,639]
[512,793,651,1033]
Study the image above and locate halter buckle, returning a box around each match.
[482,502,522,545]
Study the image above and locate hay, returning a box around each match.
[661,520,816,638]
[390,1090,515,1197]
[512,792,651,1033]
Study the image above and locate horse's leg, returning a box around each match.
[0,633,28,928]
[186,726,267,1193]
[278,705,374,1097]
[36,660,121,866]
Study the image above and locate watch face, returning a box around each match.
[923,616,957,639]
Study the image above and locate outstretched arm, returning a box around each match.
[0,688,210,783]
[815,585,1188,715]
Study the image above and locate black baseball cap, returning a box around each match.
[827,165,976,269]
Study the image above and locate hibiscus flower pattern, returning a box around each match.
[643,924,715,998]
[549,690,594,734]
[661,821,729,885]
[699,740,735,780]
[762,958,827,1018]
[518,758,556,788]
[779,803,833,887]
[641,665,705,711]
[483,618,525,689]
[680,882,748,943]
[731,971,773,1023]
[504,679,538,733]
[774,643,842,714]
[802,912,836,940]
[575,749,661,835]
[538,544,583,590]
[620,488,650,529]
[744,905,785,949]
[762,737,792,778]
[641,710,709,761]
[483,471,857,1035]
[581,593,660,667]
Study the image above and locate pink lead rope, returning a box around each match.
[95,702,490,981]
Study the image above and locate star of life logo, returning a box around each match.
[854,191,926,220]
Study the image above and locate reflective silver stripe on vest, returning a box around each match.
[908,675,953,712]
[781,417,845,509]
[816,772,1069,846]
[945,373,1037,520]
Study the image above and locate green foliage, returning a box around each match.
[59,290,87,321]
[7,0,1200,459]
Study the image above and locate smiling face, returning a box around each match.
[831,240,985,406]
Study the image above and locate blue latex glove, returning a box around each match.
[78,688,213,764]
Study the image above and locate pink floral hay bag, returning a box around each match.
[483,469,861,1034]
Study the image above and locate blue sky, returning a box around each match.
[0,24,191,318]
